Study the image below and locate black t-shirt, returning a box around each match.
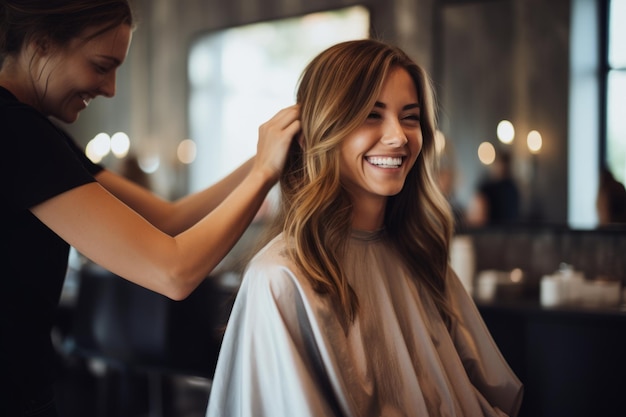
[0,87,103,407]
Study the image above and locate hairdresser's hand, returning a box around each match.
[254,104,301,183]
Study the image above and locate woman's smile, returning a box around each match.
[365,155,406,169]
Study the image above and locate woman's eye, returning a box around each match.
[403,114,421,123]
[93,63,108,74]
[367,112,382,119]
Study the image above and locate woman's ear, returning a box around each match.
[296,132,304,149]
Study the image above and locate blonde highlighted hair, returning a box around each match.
[268,39,454,325]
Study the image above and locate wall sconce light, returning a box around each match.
[527,130,543,222]
[477,141,496,165]
[497,120,515,144]
[527,130,543,154]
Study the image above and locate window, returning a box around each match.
[570,0,626,227]
[187,7,370,192]
[604,0,626,183]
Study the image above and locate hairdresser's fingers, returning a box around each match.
[255,104,301,181]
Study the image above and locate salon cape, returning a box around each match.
[206,230,523,417]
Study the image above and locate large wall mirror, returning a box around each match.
[436,0,626,231]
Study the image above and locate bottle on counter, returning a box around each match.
[540,263,584,307]
[541,262,622,307]
[450,234,476,296]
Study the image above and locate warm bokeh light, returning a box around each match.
[85,133,111,163]
[110,132,130,158]
[139,154,160,174]
[177,139,197,164]
[497,120,515,144]
[527,130,543,154]
[510,268,524,283]
[477,142,496,165]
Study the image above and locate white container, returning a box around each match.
[541,263,587,307]
[450,235,476,296]
[560,271,585,304]
[476,270,498,302]
[540,275,563,307]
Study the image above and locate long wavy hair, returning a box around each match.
[266,39,454,325]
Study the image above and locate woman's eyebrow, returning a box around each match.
[97,55,123,67]
[374,101,420,110]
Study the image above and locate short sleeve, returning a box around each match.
[1,104,100,210]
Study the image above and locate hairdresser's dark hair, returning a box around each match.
[0,0,134,64]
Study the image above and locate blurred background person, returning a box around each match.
[466,149,520,227]
[596,166,626,226]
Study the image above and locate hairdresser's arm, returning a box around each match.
[31,105,300,300]
[96,157,255,235]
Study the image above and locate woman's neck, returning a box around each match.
[350,198,386,232]
[0,52,40,109]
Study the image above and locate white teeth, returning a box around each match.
[367,156,402,168]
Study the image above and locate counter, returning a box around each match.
[477,299,626,417]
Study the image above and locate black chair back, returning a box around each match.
[71,263,237,378]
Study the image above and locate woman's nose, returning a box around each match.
[381,120,408,147]
[99,73,117,98]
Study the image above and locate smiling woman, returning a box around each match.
[206,39,523,417]
[36,23,131,122]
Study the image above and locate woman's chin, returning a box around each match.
[56,111,80,124]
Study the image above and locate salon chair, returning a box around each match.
[67,262,238,417]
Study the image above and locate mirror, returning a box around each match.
[433,0,626,230]
[435,0,569,228]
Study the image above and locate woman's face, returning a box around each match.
[339,67,422,218]
[31,23,132,123]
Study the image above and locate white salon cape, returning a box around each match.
[206,230,523,417]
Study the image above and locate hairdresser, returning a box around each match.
[0,1,300,415]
